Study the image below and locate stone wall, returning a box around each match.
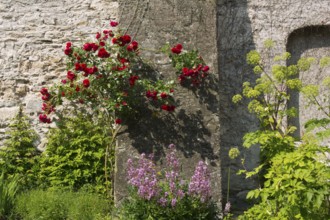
[115,0,221,208]
[1,0,330,214]
[219,0,330,211]
[0,0,119,147]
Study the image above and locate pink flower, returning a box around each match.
[82,79,90,88]
[110,20,119,27]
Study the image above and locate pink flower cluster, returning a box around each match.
[127,153,158,200]
[126,144,212,208]
[188,161,211,202]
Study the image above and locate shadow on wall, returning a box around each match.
[217,0,258,212]
[287,25,330,138]
[125,64,219,163]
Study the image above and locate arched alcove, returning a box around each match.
[287,25,330,139]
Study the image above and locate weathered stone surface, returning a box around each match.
[115,0,221,210]
[1,0,330,214]
[219,0,330,211]
[0,0,119,145]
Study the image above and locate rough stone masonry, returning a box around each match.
[1,0,330,212]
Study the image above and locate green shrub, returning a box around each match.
[0,173,20,219]
[15,189,111,220]
[38,113,113,194]
[234,40,330,219]
[0,106,40,189]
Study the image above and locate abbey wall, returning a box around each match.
[1,0,329,211]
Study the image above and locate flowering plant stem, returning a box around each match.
[104,123,122,199]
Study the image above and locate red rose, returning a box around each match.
[112,38,118,44]
[129,75,139,87]
[99,41,105,47]
[160,92,167,99]
[75,85,80,92]
[39,114,51,123]
[146,90,158,100]
[61,79,67,84]
[66,42,72,48]
[161,104,175,112]
[83,79,90,88]
[115,118,122,124]
[64,48,72,55]
[171,44,183,54]
[40,87,48,95]
[96,32,101,39]
[97,48,110,58]
[122,35,131,43]
[202,65,210,72]
[67,71,76,81]
[110,20,119,27]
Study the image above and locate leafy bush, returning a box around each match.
[119,145,217,220]
[0,106,40,189]
[234,40,330,219]
[239,143,330,219]
[15,189,111,220]
[38,112,113,194]
[0,173,20,219]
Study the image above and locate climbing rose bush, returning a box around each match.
[38,20,211,125]
[121,144,216,219]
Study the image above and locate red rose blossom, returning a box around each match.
[83,79,90,88]
[202,65,210,72]
[39,114,51,123]
[115,118,122,124]
[110,20,119,27]
[97,48,110,58]
[96,32,101,39]
[67,71,76,81]
[171,44,183,54]
[160,92,168,99]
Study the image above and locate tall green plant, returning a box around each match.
[234,40,330,219]
[0,173,20,219]
[0,106,40,189]
[38,112,113,195]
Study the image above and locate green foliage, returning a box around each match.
[38,113,113,194]
[0,106,40,189]
[0,173,20,219]
[119,188,216,220]
[239,144,330,220]
[235,40,330,219]
[15,189,111,220]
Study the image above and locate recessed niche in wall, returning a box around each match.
[287,25,330,140]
